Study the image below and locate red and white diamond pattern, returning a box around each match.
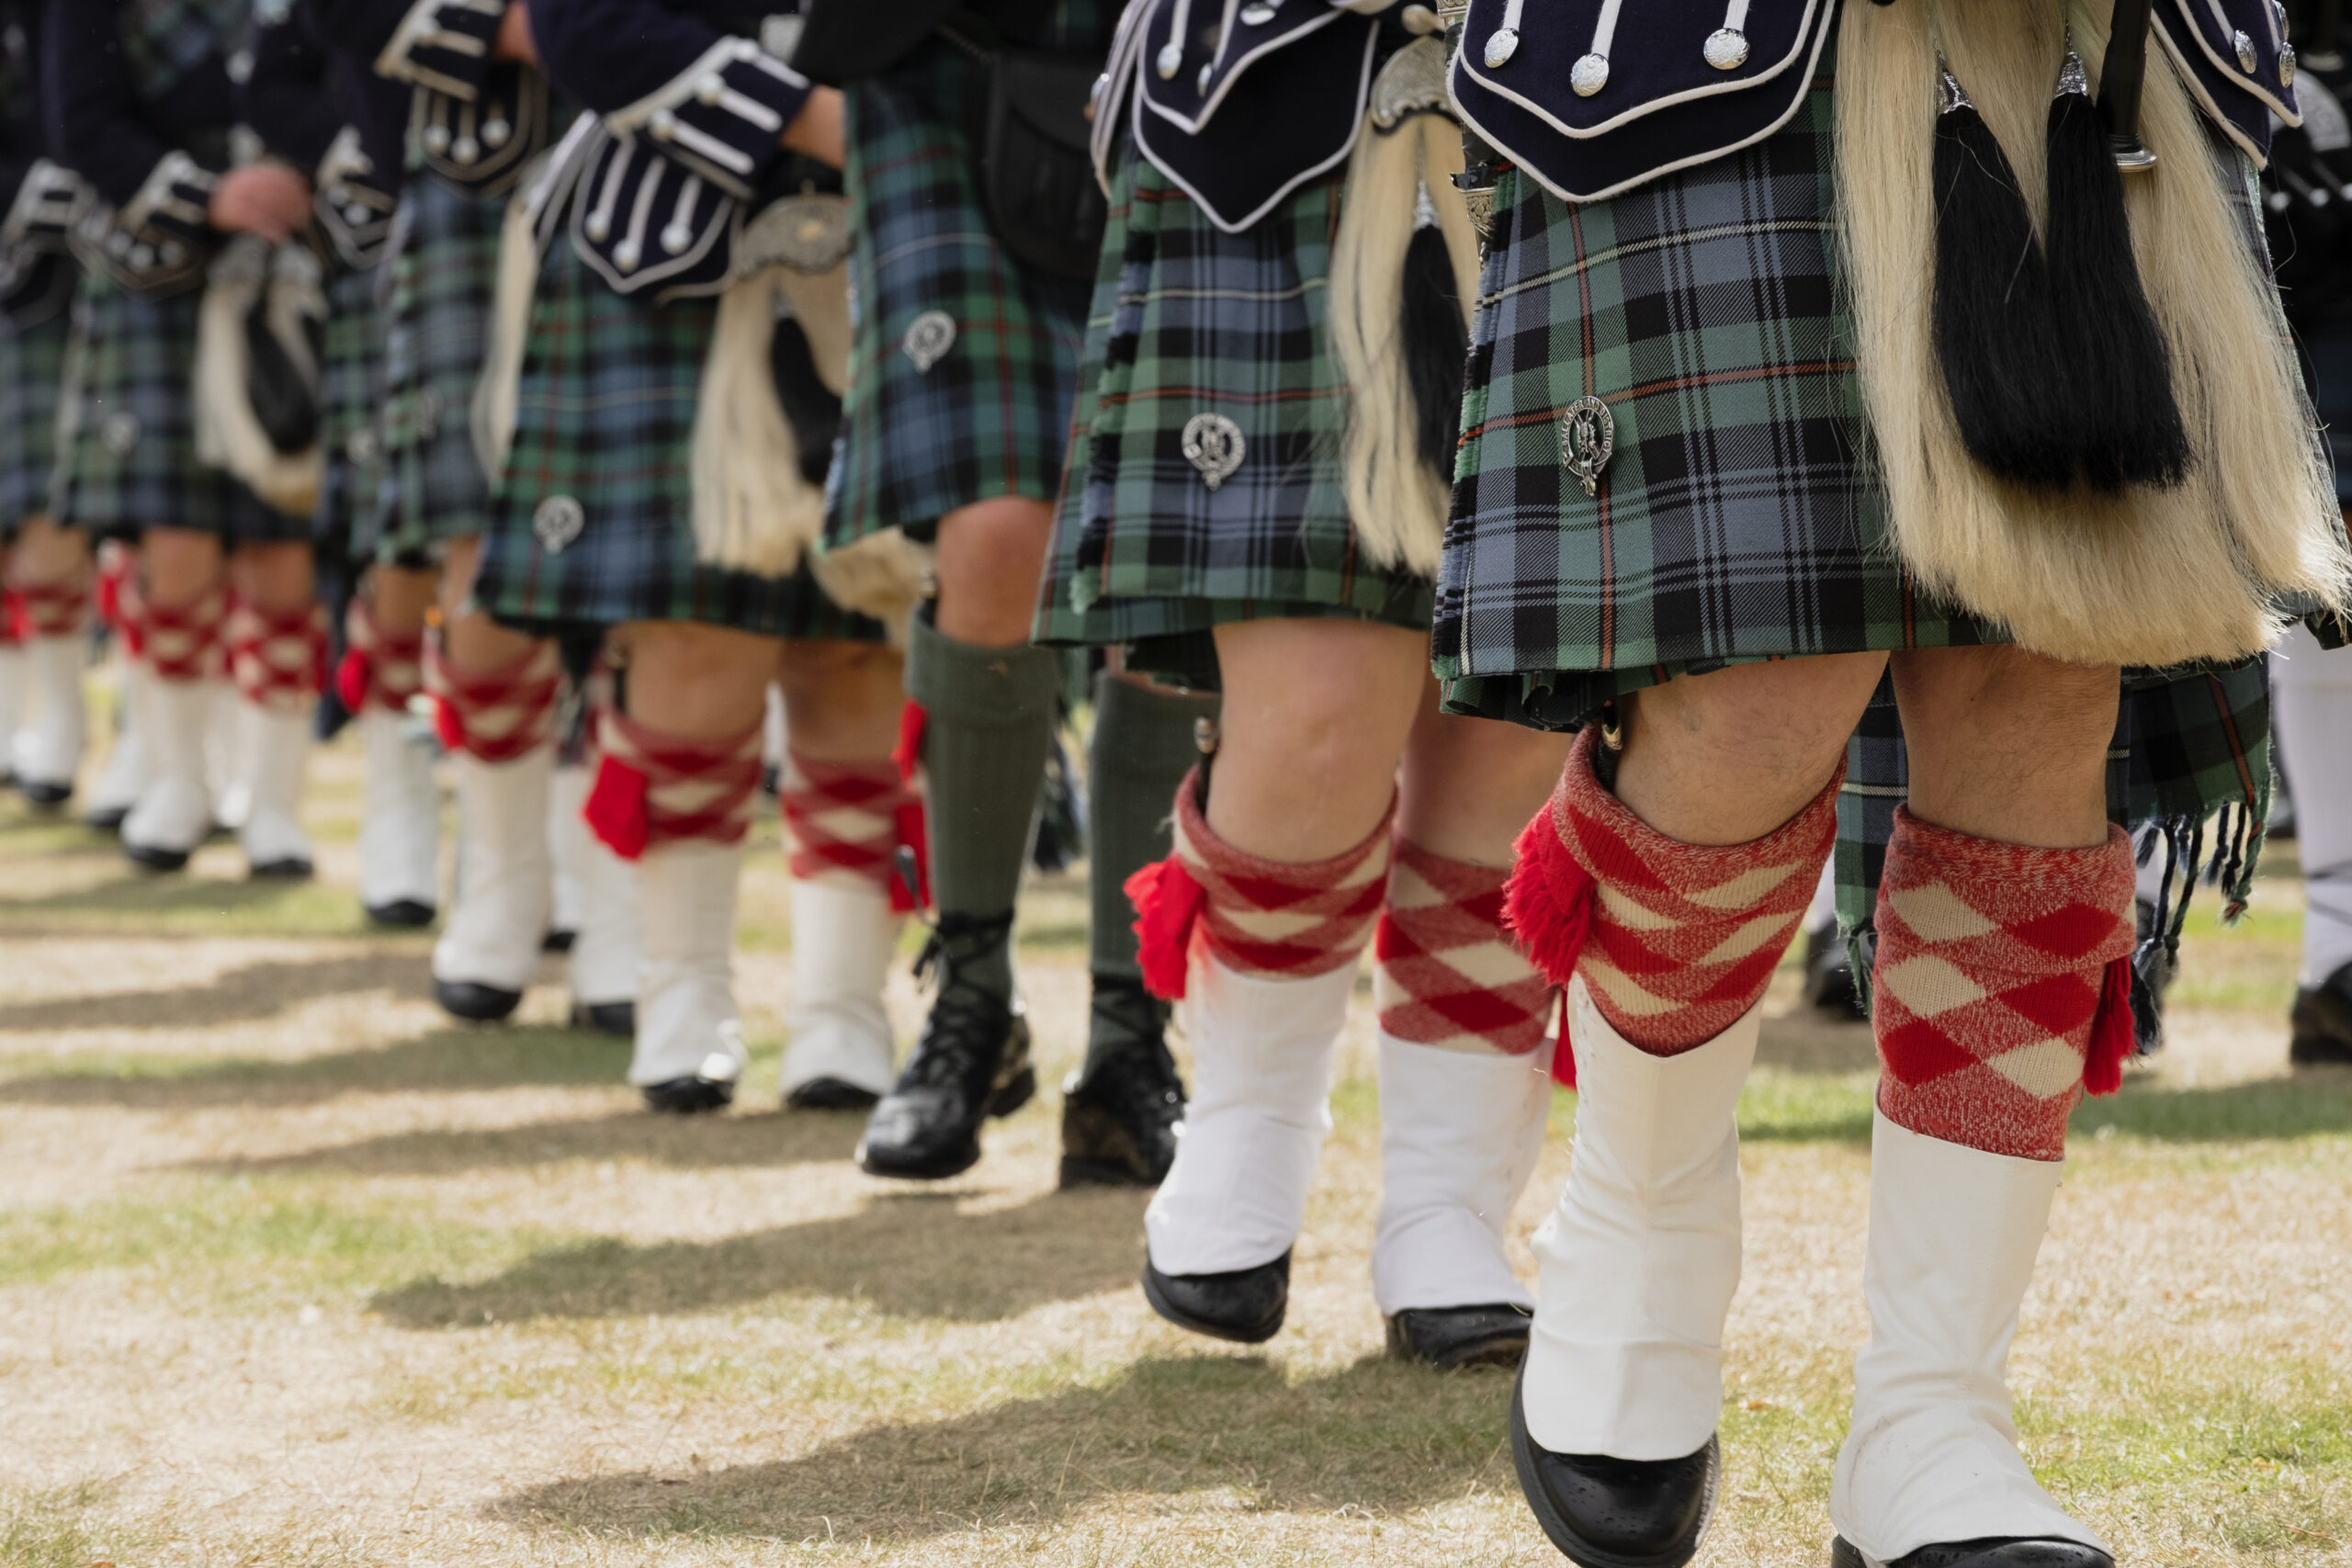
[227,602,328,714]
[781,752,914,894]
[140,589,227,683]
[1374,839,1554,1055]
[424,636,561,763]
[1171,766,1391,981]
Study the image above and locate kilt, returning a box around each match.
[366,176,503,565]
[473,232,883,643]
[1035,142,1434,671]
[821,15,1105,547]
[51,271,299,543]
[313,263,386,556]
[0,302,71,536]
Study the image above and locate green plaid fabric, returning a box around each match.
[367,177,504,565]
[821,10,1108,547]
[1034,140,1433,663]
[51,269,299,542]
[0,300,72,534]
[474,232,881,643]
[1435,81,1996,730]
[119,0,250,102]
[312,263,384,556]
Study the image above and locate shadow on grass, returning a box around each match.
[1734,1066,2352,1145]
[494,1354,1516,1544]
[0,1023,630,1107]
[185,1104,866,1177]
[0,951,433,1032]
[0,864,314,916]
[373,1187,1153,1327]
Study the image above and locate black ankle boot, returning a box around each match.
[1510,1367,1718,1568]
[1058,975,1185,1189]
[2290,961,2352,1065]
[1141,1249,1290,1343]
[856,913,1035,1180]
[1830,1540,2114,1568]
[1385,1304,1531,1369]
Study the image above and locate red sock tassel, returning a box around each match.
[1127,855,1206,1001]
[334,646,372,714]
[2083,954,2135,1097]
[893,700,927,788]
[1503,805,1596,990]
[583,753,651,862]
[1551,988,1577,1089]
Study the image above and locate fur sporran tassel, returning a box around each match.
[192,236,323,519]
[2043,49,2190,491]
[1930,64,2073,490]
[688,267,834,578]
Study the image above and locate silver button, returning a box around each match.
[903,310,957,372]
[661,221,694,254]
[614,239,641,271]
[1484,28,1519,67]
[1703,28,1749,70]
[482,117,511,147]
[696,73,727,105]
[1180,412,1246,491]
[422,123,451,154]
[1240,1,1276,21]
[1197,62,1213,93]
[452,135,479,164]
[534,495,586,553]
[1156,42,1182,78]
[2282,40,2298,85]
[1571,52,1609,96]
[650,110,677,141]
[2234,28,2256,72]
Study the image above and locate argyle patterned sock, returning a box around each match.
[1508,728,1840,1058]
[781,750,922,908]
[137,589,226,684]
[226,602,328,713]
[1128,764,1391,998]
[424,635,561,763]
[1871,807,2137,1161]
[336,597,424,714]
[1374,839,1554,1055]
[586,707,763,860]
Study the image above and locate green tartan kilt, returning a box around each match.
[0,299,71,536]
[367,177,504,565]
[51,270,300,542]
[1033,141,1434,677]
[313,263,386,556]
[473,232,883,643]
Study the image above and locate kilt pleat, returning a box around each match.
[473,231,882,642]
[313,264,386,553]
[51,271,299,542]
[1034,141,1435,661]
[0,303,71,535]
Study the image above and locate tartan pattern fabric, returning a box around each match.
[119,0,248,103]
[336,595,424,713]
[1872,809,2137,1162]
[781,751,915,894]
[0,306,71,533]
[1035,141,1435,652]
[313,265,386,549]
[424,634,560,762]
[6,582,89,639]
[822,32,1094,546]
[226,600,327,713]
[52,273,304,542]
[476,235,883,642]
[1374,839,1552,1056]
[1547,728,1838,1053]
[1434,80,1995,731]
[139,588,225,682]
[1168,763,1392,980]
[590,707,763,852]
[368,177,503,565]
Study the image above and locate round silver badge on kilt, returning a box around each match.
[1180,412,1246,491]
[1559,396,1614,498]
[903,310,957,373]
[100,411,141,458]
[533,494,586,554]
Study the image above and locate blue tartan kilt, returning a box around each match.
[1034,139,1435,673]
[0,300,71,537]
[313,263,386,556]
[51,271,301,543]
[367,176,505,566]
[473,231,883,643]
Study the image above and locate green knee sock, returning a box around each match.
[907,607,1063,1006]
[1085,671,1218,987]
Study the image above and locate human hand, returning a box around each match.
[782,86,845,170]
[495,1,537,63]
[207,162,312,243]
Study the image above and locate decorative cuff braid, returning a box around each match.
[374,0,504,100]
[586,708,764,860]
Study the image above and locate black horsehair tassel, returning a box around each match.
[2044,47,2191,491]
[1401,183,1470,478]
[1931,63,2075,489]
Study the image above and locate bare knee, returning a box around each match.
[231,541,314,612]
[142,528,224,607]
[932,496,1054,646]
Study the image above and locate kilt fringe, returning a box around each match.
[192,243,323,520]
[1835,0,2351,667]
[1329,107,1478,578]
[687,263,848,578]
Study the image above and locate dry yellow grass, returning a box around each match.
[0,717,2344,1566]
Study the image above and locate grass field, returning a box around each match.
[0,704,2345,1567]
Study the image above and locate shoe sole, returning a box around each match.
[434,981,525,1023]
[1509,1367,1716,1568]
[785,1078,881,1111]
[365,900,437,929]
[642,1077,736,1114]
[248,860,313,881]
[1138,1261,1287,1345]
[123,842,192,873]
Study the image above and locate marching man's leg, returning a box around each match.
[2274,622,2352,1064]
[7,519,94,806]
[343,570,439,926]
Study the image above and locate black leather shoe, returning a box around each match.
[2290,962,2352,1066]
[17,778,71,807]
[1057,975,1184,1189]
[857,913,1035,1179]
[1829,1537,2114,1568]
[543,928,576,953]
[570,999,635,1036]
[84,803,130,832]
[1141,1250,1288,1344]
[1510,1367,1717,1567]
[435,978,523,1022]
[642,1075,735,1113]
[786,1077,881,1111]
[123,840,192,873]
[248,854,313,881]
[1385,1303,1530,1369]
[365,898,436,929]
[1802,920,1859,1015]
